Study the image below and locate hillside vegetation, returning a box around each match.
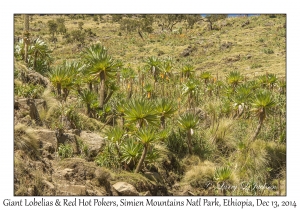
[13,14,286,196]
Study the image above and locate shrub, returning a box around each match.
[165,130,188,158]
[263,48,274,54]
[182,160,215,189]
[14,123,39,158]
[95,142,121,169]
[192,136,215,160]
[258,38,264,43]
[77,138,90,159]
[251,63,263,69]
[14,83,44,99]
[58,143,73,159]
[265,142,286,179]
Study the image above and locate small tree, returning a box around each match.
[183,14,201,30]
[70,30,85,44]
[78,21,84,30]
[123,99,158,128]
[28,38,52,73]
[178,113,199,155]
[155,98,177,129]
[251,91,275,141]
[119,15,154,36]
[79,89,98,117]
[205,14,228,30]
[56,18,67,34]
[134,128,157,173]
[47,20,58,40]
[82,44,118,109]
[155,14,185,31]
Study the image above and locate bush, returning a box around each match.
[92,15,98,22]
[95,142,121,169]
[182,160,215,189]
[14,83,44,99]
[14,123,39,158]
[165,131,188,158]
[192,137,215,160]
[265,142,286,179]
[58,143,73,159]
[263,48,274,54]
[251,63,263,69]
[77,138,90,159]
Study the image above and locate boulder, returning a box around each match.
[42,180,56,195]
[180,45,197,57]
[14,98,46,126]
[26,71,49,87]
[80,131,105,157]
[220,42,233,50]
[55,131,80,154]
[61,168,74,180]
[56,184,87,196]
[86,189,104,196]
[35,129,58,151]
[112,182,139,196]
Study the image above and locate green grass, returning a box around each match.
[14,14,286,196]
[14,14,285,78]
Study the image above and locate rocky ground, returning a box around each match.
[14,122,200,196]
[14,84,200,196]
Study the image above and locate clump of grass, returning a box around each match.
[14,123,39,158]
[230,139,269,183]
[113,171,155,192]
[251,63,263,69]
[79,113,104,131]
[182,155,201,167]
[14,82,45,99]
[58,143,73,159]
[265,142,286,179]
[263,48,274,54]
[206,118,236,157]
[32,170,45,195]
[182,160,215,189]
[77,138,91,159]
[95,142,121,169]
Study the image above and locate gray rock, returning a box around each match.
[180,45,197,57]
[35,129,57,150]
[56,184,86,196]
[220,42,233,50]
[42,180,55,190]
[80,131,105,157]
[61,168,74,180]
[86,189,104,196]
[26,71,49,87]
[112,182,139,196]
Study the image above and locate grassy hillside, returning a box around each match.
[14,14,286,77]
[13,14,286,196]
